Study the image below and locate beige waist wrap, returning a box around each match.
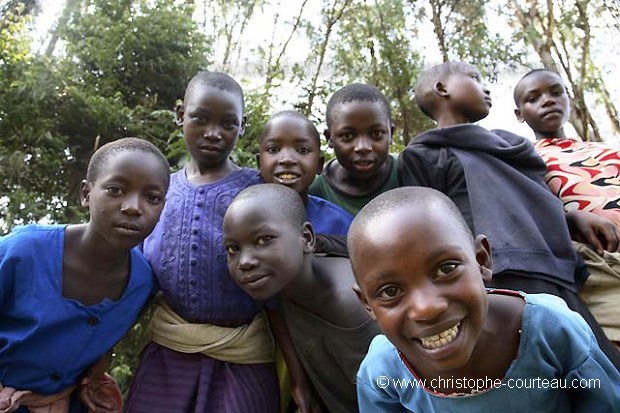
[150,298,275,364]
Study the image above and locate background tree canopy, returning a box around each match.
[1,0,619,391]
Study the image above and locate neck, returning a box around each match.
[72,224,130,268]
[436,113,473,129]
[280,257,319,305]
[186,158,238,184]
[535,127,565,140]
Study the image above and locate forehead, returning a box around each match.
[99,150,168,185]
[185,84,243,113]
[331,100,389,125]
[351,207,472,274]
[262,116,319,147]
[517,72,564,96]
[226,196,289,230]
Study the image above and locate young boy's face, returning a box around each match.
[326,101,392,179]
[443,67,492,124]
[258,116,323,198]
[351,207,492,374]
[223,197,314,301]
[514,71,570,137]
[177,83,245,169]
[81,150,168,251]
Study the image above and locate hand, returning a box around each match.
[79,374,122,413]
[566,210,620,254]
[290,383,324,413]
[0,384,31,413]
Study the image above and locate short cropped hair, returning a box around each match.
[184,71,244,110]
[325,83,391,127]
[260,110,321,147]
[86,137,170,183]
[348,186,474,263]
[512,68,564,106]
[414,61,478,120]
[232,184,306,228]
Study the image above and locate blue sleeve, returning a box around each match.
[566,338,620,412]
[357,374,404,412]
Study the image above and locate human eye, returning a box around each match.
[338,131,355,142]
[223,118,239,131]
[265,146,280,154]
[225,244,239,255]
[257,235,275,246]
[526,94,539,104]
[376,284,403,300]
[435,261,461,279]
[189,113,207,123]
[371,129,386,140]
[297,146,312,155]
[105,185,124,196]
[146,192,164,205]
[551,87,565,96]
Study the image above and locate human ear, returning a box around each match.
[175,103,185,126]
[324,129,333,148]
[301,222,316,254]
[239,114,247,136]
[353,284,377,321]
[316,155,325,175]
[514,108,525,123]
[80,180,91,208]
[433,81,449,98]
[474,234,493,283]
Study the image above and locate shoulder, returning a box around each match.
[522,293,595,368]
[1,224,65,252]
[307,195,351,217]
[359,335,401,376]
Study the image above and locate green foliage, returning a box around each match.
[330,0,434,144]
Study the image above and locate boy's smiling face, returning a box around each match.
[351,205,492,375]
[326,100,392,179]
[514,71,570,138]
[258,115,323,198]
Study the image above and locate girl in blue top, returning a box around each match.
[0,138,170,412]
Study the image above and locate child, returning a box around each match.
[223,184,381,413]
[124,72,318,413]
[350,187,620,412]
[0,137,170,412]
[258,110,353,235]
[514,68,620,349]
[308,83,399,215]
[399,61,620,369]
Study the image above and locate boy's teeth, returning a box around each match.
[278,173,297,180]
[419,323,460,349]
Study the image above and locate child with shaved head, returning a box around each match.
[350,187,620,412]
[224,184,380,413]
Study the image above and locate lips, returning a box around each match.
[419,322,460,350]
[241,273,269,286]
[541,109,563,118]
[115,222,141,235]
[275,172,300,181]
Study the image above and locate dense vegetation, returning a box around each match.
[1,0,618,391]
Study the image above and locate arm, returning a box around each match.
[265,307,323,413]
[565,210,620,254]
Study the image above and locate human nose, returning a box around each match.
[541,92,557,107]
[277,148,298,165]
[121,193,142,216]
[404,284,448,322]
[354,136,372,153]
[238,247,258,271]
[203,124,222,140]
